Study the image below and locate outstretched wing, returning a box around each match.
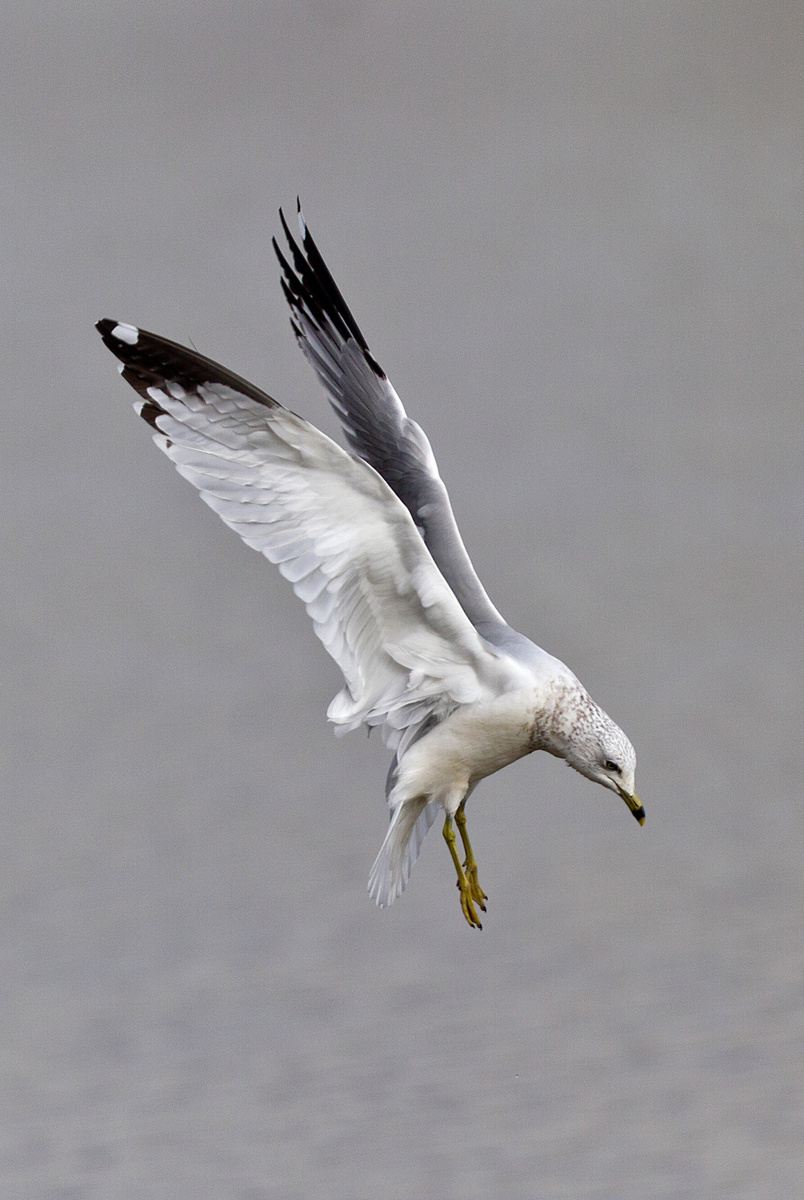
[273,203,508,640]
[97,320,512,756]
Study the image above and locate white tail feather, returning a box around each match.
[368,798,441,907]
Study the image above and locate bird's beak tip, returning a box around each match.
[618,787,645,825]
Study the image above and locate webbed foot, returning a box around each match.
[443,811,485,930]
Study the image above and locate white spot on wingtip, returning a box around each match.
[111,322,139,345]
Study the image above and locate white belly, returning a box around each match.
[392,686,546,812]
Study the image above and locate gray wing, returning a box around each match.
[273,202,509,643]
[96,319,516,757]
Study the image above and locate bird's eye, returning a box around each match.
[604,760,621,773]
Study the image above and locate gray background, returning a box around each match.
[3,2,803,1196]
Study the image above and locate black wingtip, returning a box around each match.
[275,202,372,354]
[96,319,145,362]
[96,320,278,409]
[279,206,294,248]
[96,317,127,344]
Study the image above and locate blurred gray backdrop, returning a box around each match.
[2,2,803,1197]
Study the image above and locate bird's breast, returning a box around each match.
[395,686,549,806]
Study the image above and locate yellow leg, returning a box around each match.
[455,800,487,911]
[443,814,483,929]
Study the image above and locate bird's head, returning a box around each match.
[548,683,643,824]
[575,724,642,824]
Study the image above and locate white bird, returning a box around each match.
[97,203,642,929]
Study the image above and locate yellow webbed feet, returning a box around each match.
[443,809,486,930]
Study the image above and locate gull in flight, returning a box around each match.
[97,203,642,929]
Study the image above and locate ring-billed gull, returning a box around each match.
[96,203,642,929]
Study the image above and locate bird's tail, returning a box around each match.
[368,797,441,908]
